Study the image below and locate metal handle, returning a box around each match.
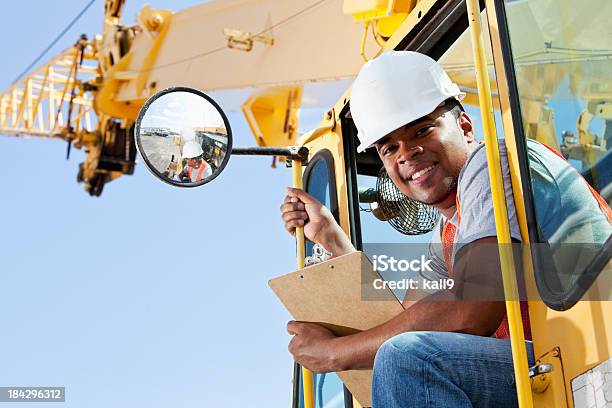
[529,363,553,378]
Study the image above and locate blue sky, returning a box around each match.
[0,1,334,407]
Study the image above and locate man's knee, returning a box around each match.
[373,332,434,378]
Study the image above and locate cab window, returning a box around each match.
[499,0,612,309]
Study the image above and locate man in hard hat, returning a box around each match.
[178,141,213,183]
[280,51,611,407]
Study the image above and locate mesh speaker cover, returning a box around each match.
[376,168,441,235]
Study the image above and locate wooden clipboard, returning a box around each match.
[268,251,404,407]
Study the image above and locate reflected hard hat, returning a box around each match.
[182,141,204,159]
[350,51,465,153]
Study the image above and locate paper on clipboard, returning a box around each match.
[268,251,404,407]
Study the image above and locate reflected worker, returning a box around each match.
[178,141,213,182]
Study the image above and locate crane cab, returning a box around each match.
[292,0,611,406]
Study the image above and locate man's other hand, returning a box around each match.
[280,187,355,256]
[287,321,343,373]
[281,188,333,240]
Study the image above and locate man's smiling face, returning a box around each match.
[375,101,476,212]
[187,157,202,168]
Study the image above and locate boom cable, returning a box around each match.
[11,0,97,85]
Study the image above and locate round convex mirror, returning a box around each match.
[135,87,232,187]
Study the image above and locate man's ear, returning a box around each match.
[458,112,475,142]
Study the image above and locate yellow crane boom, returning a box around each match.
[0,0,386,195]
[1,0,608,197]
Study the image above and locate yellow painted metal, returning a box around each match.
[291,158,314,408]
[345,0,415,56]
[223,28,274,52]
[0,45,96,139]
[382,0,436,50]
[241,86,303,157]
[134,6,173,95]
[343,0,414,34]
[465,1,534,407]
[485,1,612,406]
[481,0,540,318]
[108,0,377,106]
[297,108,366,406]
[298,109,353,246]
[343,0,396,20]
[95,7,170,119]
[360,21,375,62]
[376,11,410,38]
[2,0,381,194]
[530,347,569,406]
[301,361,315,408]
[52,53,79,133]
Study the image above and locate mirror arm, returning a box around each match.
[231,146,309,162]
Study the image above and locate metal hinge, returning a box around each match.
[529,363,553,394]
[529,363,553,377]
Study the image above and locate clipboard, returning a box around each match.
[268,251,404,407]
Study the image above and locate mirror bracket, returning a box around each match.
[232,146,309,164]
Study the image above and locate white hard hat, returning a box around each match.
[351,51,465,153]
[182,141,204,159]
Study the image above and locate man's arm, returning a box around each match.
[288,236,511,372]
[281,187,355,256]
[332,295,506,371]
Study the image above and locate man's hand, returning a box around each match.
[280,188,334,241]
[280,187,355,256]
[287,321,343,373]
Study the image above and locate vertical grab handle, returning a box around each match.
[465,1,534,408]
[291,158,314,408]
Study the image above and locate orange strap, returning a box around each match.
[442,195,531,340]
[441,221,457,276]
[441,197,461,275]
[188,161,208,182]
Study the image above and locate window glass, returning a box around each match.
[501,0,612,305]
[306,153,335,256]
[300,150,345,408]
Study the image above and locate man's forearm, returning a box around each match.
[317,225,356,257]
[330,296,506,371]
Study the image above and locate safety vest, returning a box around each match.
[440,144,612,341]
[188,162,208,182]
[441,198,530,341]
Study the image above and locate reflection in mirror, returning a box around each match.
[135,88,232,187]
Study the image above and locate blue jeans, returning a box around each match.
[372,331,535,407]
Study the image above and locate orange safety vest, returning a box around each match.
[441,199,533,340]
[188,162,208,182]
[441,144,612,341]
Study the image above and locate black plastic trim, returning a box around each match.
[342,108,364,251]
[396,0,469,58]
[292,362,301,408]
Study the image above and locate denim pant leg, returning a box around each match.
[372,331,535,408]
